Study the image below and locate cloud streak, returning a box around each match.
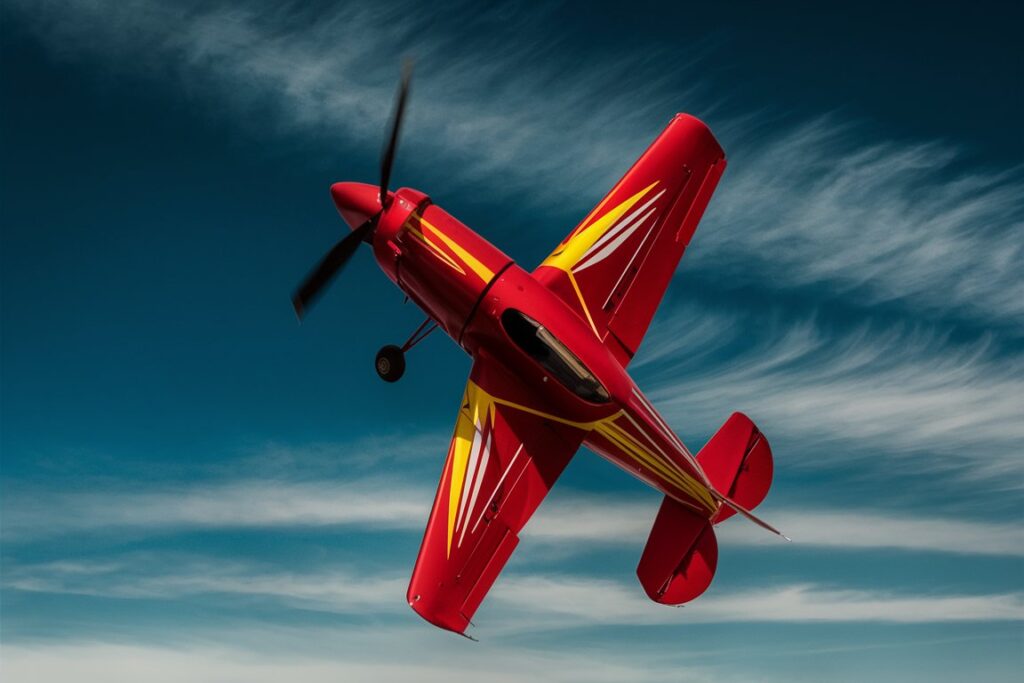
[697,121,1024,326]
[8,1,1020,500]
[5,475,1021,556]
[635,307,1024,484]
[4,557,408,615]
[7,0,1022,327]
[0,641,724,683]
[8,555,1021,626]
[0,479,430,539]
[531,497,1024,557]
[495,577,1024,625]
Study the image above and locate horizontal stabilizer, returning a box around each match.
[636,496,718,605]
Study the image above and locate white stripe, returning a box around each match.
[632,388,690,458]
[581,190,666,260]
[456,420,484,530]
[632,388,671,438]
[622,411,675,464]
[631,389,707,481]
[602,211,662,309]
[575,207,658,273]
[621,410,712,494]
[470,442,523,535]
[640,393,682,450]
[459,429,493,547]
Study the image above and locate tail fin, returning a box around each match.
[636,414,780,605]
[697,412,774,524]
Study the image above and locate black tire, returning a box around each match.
[375,345,405,382]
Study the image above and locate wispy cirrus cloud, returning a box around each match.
[635,307,1024,484]
[697,121,1024,326]
[3,557,408,615]
[3,0,687,206]
[531,497,1024,557]
[5,473,1021,556]
[0,640,725,683]
[7,0,1022,328]
[496,576,1024,626]
[0,479,430,540]
[8,555,1021,626]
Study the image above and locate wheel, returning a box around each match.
[375,345,405,382]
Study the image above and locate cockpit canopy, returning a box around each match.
[500,309,610,403]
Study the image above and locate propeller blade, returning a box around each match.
[379,60,413,207]
[291,217,377,320]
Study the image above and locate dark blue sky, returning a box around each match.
[2,1,1022,681]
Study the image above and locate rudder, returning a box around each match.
[697,412,773,524]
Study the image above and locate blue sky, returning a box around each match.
[1,1,1021,680]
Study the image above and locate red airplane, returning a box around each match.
[293,68,779,636]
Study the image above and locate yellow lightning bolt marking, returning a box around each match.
[404,213,494,284]
[446,383,485,556]
[420,216,495,284]
[541,182,658,271]
[539,182,658,339]
[405,222,466,275]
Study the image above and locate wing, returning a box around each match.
[534,114,726,366]
[407,351,584,634]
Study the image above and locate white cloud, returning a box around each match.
[4,558,407,614]
[6,472,1021,556]
[7,0,1021,326]
[635,308,1024,482]
[9,552,1024,626]
[0,641,723,683]
[4,0,686,207]
[0,479,430,539]
[7,0,1022,505]
[494,577,1024,625]
[697,121,1024,325]
[6,466,1021,558]
[8,556,1020,627]
[529,497,1024,557]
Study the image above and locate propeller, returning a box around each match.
[291,61,413,320]
[379,60,413,209]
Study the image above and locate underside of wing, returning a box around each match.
[534,114,726,366]
[407,351,584,634]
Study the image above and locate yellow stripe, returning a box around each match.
[550,174,634,257]
[485,381,710,507]
[446,380,713,554]
[598,421,715,510]
[446,385,487,556]
[566,270,600,338]
[541,182,658,272]
[490,395,610,431]
[597,422,690,492]
[417,215,495,284]
[405,223,466,275]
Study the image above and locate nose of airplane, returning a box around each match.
[330,182,385,230]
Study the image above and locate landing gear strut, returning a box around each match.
[375,318,437,383]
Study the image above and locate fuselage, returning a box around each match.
[334,181,716,518]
